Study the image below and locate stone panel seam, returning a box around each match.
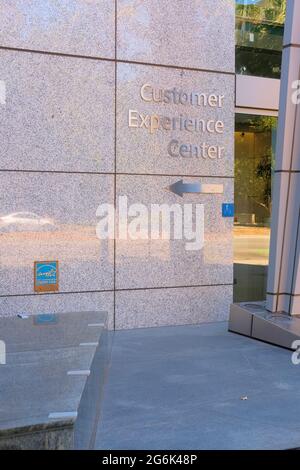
[267,292,300,297]
[275,170,300,174]
[0,45,235,76]
[113,0,117,331]
[0,170,234,178]
[0,283,234,299]
[283,43,300,49]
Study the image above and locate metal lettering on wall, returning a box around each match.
[128,83,226,161]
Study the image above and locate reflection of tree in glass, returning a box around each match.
[252,116,276,214]
[235,115,277,224]
[235,0,286,78]
[256,152,272,211]
[236,0,286,24]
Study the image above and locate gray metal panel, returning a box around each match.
[252,315,299,350]
[228,304,253,336]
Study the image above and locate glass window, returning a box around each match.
[234,113,277,302]
[236,0,286,79]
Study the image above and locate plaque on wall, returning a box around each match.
[34,261,59,293]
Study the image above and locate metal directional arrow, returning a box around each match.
[169,179,224,197]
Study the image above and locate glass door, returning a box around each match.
[234,113,277,302]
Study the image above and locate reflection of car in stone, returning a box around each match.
[0,212,55,231]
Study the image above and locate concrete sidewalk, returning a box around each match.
[95,322,300,450]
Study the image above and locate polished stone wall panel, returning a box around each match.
[115,175,233,290]
[115,285,233,329]
[117,0,235,73]
[117,63,234,176]
[0,1,235,329]
[0,51,115,172]
[0,0,115,59]
[0,172,114,295]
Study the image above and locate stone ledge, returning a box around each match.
[0,311,109,450]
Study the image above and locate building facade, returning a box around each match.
[0,1,285,329]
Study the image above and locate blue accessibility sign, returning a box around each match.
[222,203,235,218]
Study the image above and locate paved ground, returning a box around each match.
[234,226,270,265]
[95,322,300,450]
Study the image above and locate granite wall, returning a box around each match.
[0,0,235,329]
